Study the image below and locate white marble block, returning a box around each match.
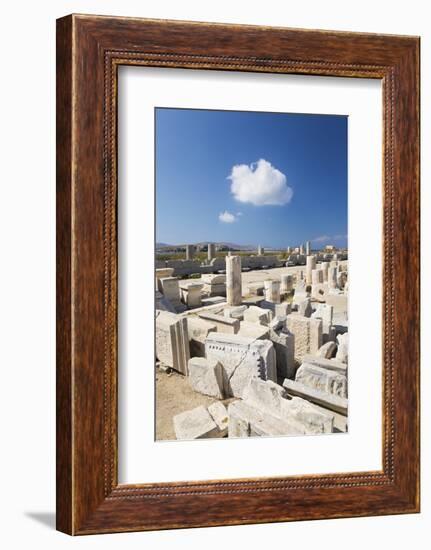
[280,274,294,293]
[173,406,221,440]
[155,310,190,374]
[180,282,203,308]
[186,316,217,357]
[286,315,322,362]
[269,327,296,379]
[311,303,334,333]
[198,311,240,334]
[208,402,229,436]
[205,332,276,398]
[264,280,281,303]
[188,357,225,399]
[159,276,181,306]
[243,305,273,326]
[295,363,347,398]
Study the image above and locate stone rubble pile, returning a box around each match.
[155,253,349,440]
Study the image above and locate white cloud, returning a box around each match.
[312,234,347,243]
[228,159,293,206]
[312,235,332,243]
[219,210,237,223]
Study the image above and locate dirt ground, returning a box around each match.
[155,369,235,440]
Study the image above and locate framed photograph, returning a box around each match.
[56,14,420,535]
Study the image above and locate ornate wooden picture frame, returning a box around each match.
[56,14,420,535]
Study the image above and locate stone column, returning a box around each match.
[280,274,293,294]
[286,246,292,254]
[185,244,195,260]
[328,266,338,289]
[306,255,317,284]
[306,241,311,256]
[257,245,264,256]
[311,269,323,285]
[320,261,329,282]
[226,255,242,306]
[264,280,281,303]
[299,244,304,255]
[207,243,216,262]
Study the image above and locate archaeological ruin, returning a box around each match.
[155,245,349,440]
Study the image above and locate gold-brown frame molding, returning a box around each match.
[56,14,420,534]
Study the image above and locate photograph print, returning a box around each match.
[155,107,348,441]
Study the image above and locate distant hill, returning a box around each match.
[156,241,257,251]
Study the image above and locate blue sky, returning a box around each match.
[155,108,347,249]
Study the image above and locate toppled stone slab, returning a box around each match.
[198,311,240,334]
[187,317,217,357]
[242,378,288,417]
[188,357,225,399]
[238,321,270,340]
[316,341,337,359]
[302,354,347,375]
[208,401,228,436]
[285,396,334,434]
[201,296,226,307]
[155,310,190,375]
[283,378,348,415]
[243,305,273,326]
[228,400,303,438]
[296,363,347,398]
[286,315,322,362]
[306,400,348,432]
[241,379,334,434]
[224,305,248,320]
[173,406,222,440]
[205,332,276,398]
[241,296,265,306]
